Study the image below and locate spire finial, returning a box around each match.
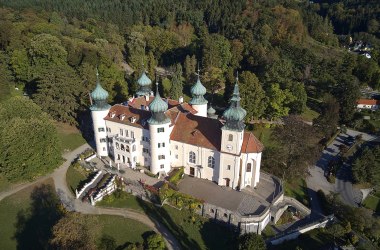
[236,71,239,83]
[96,67,100,84]
[155,73,159,95]
[196,62,200,79]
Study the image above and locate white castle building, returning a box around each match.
[90,70,264,190]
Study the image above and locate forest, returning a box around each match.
[0,0,379,178]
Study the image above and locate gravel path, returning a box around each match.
[0,143,180,250]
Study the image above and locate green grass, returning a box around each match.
[284,178,309,207]
[0,179,152,249]
[262,225,276,239]
[252,125,277,148]
[65,164,90,194]
[269,228,334,250]
[301,107,319,122]
[98,215,152,246]
[97,192,144,212]
[54,122,86,152]
[0,178,55,250]
[0,174,12,193]
[99,191,237,249]
[363,195,380,214]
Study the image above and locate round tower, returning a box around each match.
[189,70,208,117]
[148,82,171,175]
[136,70,152,97]
[90,71,111,157]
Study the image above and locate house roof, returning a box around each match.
[104,104,150,129]
[170,112,223,151]
[241,132,264,153]
[104,97,263,154]
[357,99,380,105]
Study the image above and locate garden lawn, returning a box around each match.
[66,164,90,194]
[98,215,152,246]
[363,195,380,214]
[54,122,86,152]
[268,228,334,250]
[301,107,319,122]
[99,191,237,249]
[285,178,309,207]
[252,125,276,148]
[0,178,55,250]
[97,192,144,212]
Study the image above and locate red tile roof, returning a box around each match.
[104,104,150,129]
[357,99,380,105]
[241,132,264,153]
[170,113,223,150]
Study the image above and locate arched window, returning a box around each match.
[120,144,125,151]
[228,134,233,141]
[126,145,130,152]
[189,151,196,164]
[246,163,252,172]
[208,156,215,168]
[116,143,119,149]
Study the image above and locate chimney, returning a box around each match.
[179,96,184,104]
[145,94,149,102]
[128,96,134,103]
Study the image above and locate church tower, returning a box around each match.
[220,76,246,155]
[90,71,111,157]
[148,82,171,175]
[136,68,152,98]
[189,69,208,117]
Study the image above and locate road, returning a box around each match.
[306,128,378,208]
[0,143,180,250]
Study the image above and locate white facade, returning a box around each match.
[91,109,110,157]
[93,97,264,190]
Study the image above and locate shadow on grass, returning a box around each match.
[13,184,63,250]
[200,220,238,250]
[136,198,200,249]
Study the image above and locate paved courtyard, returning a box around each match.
[178,173,280,216]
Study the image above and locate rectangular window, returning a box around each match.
[103,147,106,151]
[158,155,165,160]
[100,138,107,143]
[125,130,129,137]
[120,129,123,136]
[175,145,178,150]
[158,143,165,148]
[98,127,105,132]
[227,165,231,170]
[175,154,178,159]
[142,136,145,141]
[143,148,149,153]
[157,127,164,133]
[160,164,164,169]
[131,131,135,139]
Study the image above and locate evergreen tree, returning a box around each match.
[170,63,184,100]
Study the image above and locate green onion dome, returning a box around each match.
[149,90,167,113]
[148,82,170,125]
[189,76,208,105]
[222,82,246,131]
[91,81,109,101]
[90,72,111,111]
[137,71,152,86]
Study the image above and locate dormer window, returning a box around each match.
[130,116,137,123]
[120,114,126,120]
[110,112,116,118]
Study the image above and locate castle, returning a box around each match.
[90,70,264,191]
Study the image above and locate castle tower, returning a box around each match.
[148,82,171,175]
[220,76,246,155]
[189,69,208,117]
[90,70,111,157]
[136,69,152,97]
